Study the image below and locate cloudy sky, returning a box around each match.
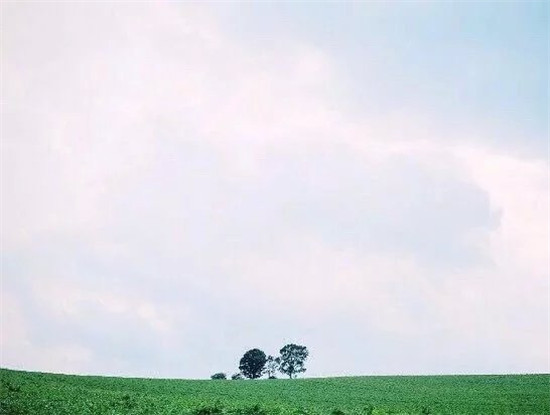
[1,2,548,378]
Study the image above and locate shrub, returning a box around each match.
[363,405,375,415]
[211,373,227,380]
[194,405,224,415]
[240,404,267,415]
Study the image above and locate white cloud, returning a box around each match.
[1,2,548,377]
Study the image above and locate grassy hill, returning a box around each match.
[1,368,549,415]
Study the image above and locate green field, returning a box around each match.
[1,368,549,415]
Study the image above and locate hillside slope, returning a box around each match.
[1,368,549,415]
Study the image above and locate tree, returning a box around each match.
[265,355,281,379]
[239,348,267,379]
[279,344,308,379]
[231,373,243,380]
[210,372,227,380]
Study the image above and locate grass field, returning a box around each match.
[1,368,549,415]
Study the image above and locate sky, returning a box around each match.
[1,1,548,379]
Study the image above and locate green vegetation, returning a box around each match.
[239,349,268,380]
[226,343,308,380]
[1,368,549,415]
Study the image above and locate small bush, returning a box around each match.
[239,404,267,415]
[211,373,227,380]
[194,405,224,415]
[1,380,21,393]
[363,405,374,415]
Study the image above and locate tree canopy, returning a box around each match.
[265,355,281,379]
[279,344,308,379]
[239,349,267,379]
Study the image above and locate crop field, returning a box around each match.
[1,369,549,415]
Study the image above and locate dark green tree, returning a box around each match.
[239,349,267,379]
[279,344,308,379]
[265,355,281,379]
[210,372,226,380]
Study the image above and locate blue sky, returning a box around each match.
[1,2,548,378]
[222,2,548,152]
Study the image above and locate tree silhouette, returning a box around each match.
[239,349,267,379]
[265,355,281,379]
[279,344,308,379]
